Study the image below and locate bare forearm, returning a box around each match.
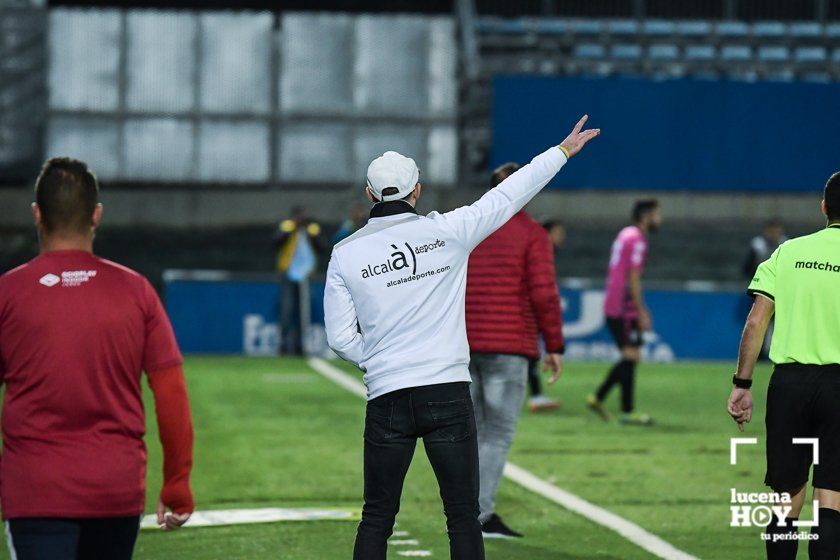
[735,299,774,379]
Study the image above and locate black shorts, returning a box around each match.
[764,363,840,493]
[606,316,642,349]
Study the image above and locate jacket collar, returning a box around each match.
[369,200,417,219]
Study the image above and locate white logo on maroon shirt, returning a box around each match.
[39,273,60,287]
[60,270,97,287]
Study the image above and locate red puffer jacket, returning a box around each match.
[465,211,564,359]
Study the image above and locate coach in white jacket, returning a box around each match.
[325,116,599,560]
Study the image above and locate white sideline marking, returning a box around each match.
[390,539,420,546]
[139,507,357,530]
[393,530,410,537]
[308,358,701,560]
[397,551,432,557]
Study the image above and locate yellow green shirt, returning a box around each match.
[748,224,840,365]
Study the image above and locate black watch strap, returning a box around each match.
[732,375,752,389]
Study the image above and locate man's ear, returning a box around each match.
[31,202,42,227]
[413,183,422,201]
[822,199,828,217]
[92,203,103,229]
[365,187,377,203]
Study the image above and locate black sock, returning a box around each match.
[765,516,799,560]
[596,360,625,401]
[619,360,637,413]
[810,508,840,560]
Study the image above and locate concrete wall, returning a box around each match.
[0,186,825,229]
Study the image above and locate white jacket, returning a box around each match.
[324,147,568,399]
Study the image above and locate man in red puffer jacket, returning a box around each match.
[466,162,565,539]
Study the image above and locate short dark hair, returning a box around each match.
[491,162,520,188]
[825,172,840,222]
[379,187,413,202]
[34,157,99,234]
[632,199,659,223]
[543,219,565,231]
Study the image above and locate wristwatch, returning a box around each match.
[732,375,752,389]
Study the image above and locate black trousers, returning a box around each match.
[527,360,543,396]
[279,278,302,355]
[354,381,485,560]
[6,516,141,560]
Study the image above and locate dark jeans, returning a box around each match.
[279,278,302,355]
[354,382,485,560]
[6,516,141,560]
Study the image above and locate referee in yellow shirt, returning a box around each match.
[728,172,840,560]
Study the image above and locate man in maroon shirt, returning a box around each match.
[465,162,565,539]
[0,158,194,559]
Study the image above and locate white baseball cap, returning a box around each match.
[366,151,419,202]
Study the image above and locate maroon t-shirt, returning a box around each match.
[0,250,182,519]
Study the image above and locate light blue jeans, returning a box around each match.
[468,353,529,523]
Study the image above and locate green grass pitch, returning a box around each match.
[0,357,811,559]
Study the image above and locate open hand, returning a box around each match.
[543,353,564,385]
[559,115,600,157]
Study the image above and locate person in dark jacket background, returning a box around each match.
[275,206,326,355]
[525,219,567,413]
[465,162,565,539]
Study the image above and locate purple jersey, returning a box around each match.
[604,225,648,318]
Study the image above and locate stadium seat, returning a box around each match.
[493,19,529,35]
[794,46,827,63]
[721,45,753,61]
[573,44,606,59]
[610,44,642,60]
[606,19,639,37]
[675,20,712,37]
[801,72,831,82]
[832,48,840,63]
[568,20,604,36]
[535,19,568,36]
[757,46,789,62]
[763,69,795,81]
[642,20,675,36]
[685,45,716,61]
[716,21,749,38]
[825,23,840,38]
[482,18,530,35]
[788,21,822,38]
[751,21,787,38]
[648,44,679,60]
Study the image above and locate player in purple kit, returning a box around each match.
[587,200,662,426]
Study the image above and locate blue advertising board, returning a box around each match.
[492,76,839,192]
[561,288,747,362]
[165,275,748,361]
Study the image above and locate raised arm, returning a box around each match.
[324,253,365,367]
[441,115,600,251]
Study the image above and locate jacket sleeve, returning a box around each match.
[147,364,194,514]
[439,147,567,251]
[324,252,364,367]
[525,225,565,353]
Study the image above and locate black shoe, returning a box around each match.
[481,513,523,539]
